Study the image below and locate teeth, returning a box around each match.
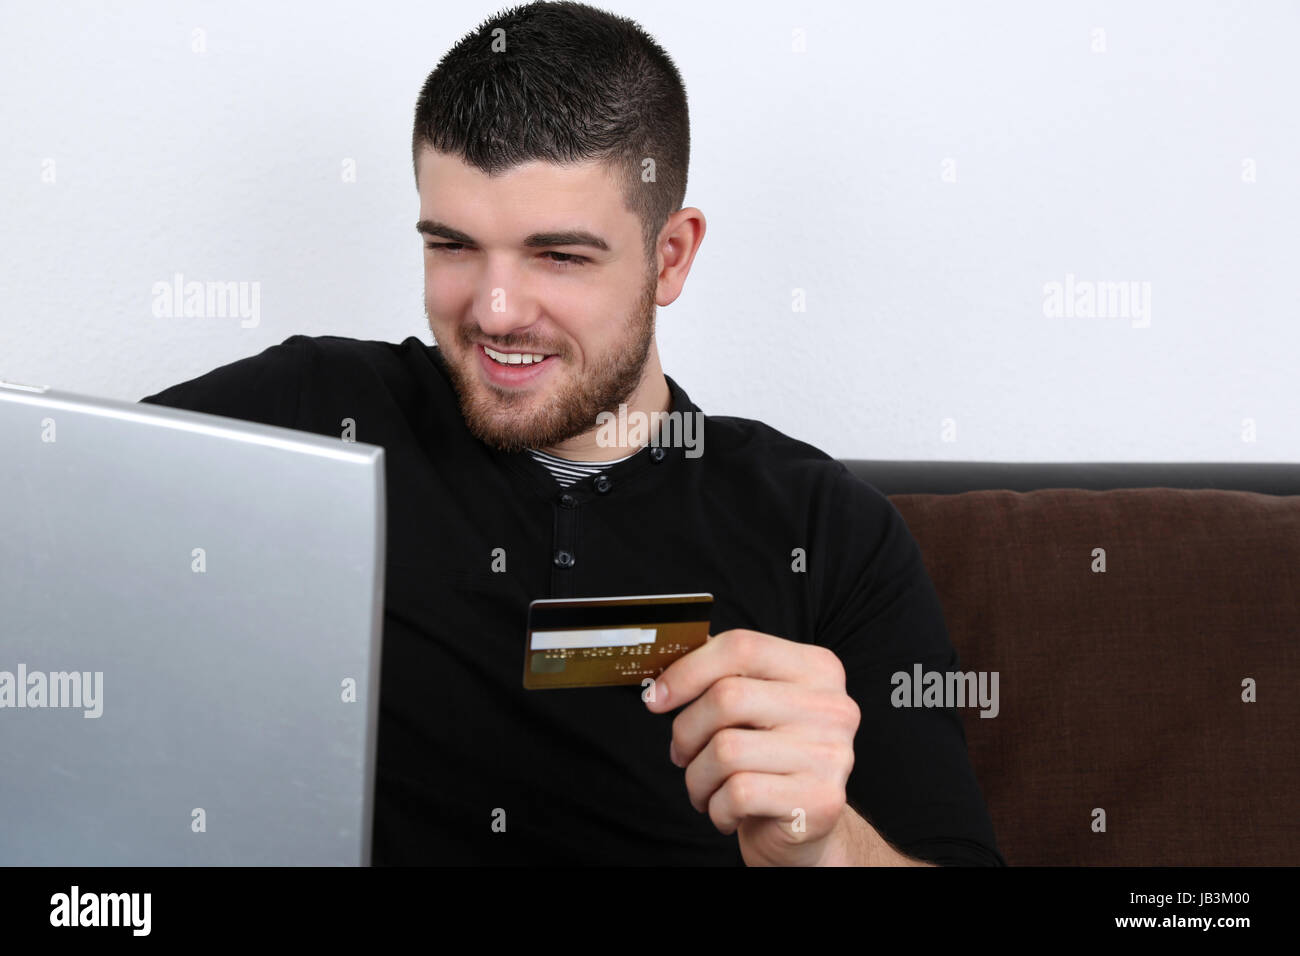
[484,346,550,366]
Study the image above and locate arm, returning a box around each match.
[816,804,936,867]
[815,468,1005,867]
[645,466,1005,867]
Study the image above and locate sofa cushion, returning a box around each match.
[887,488,1300,865]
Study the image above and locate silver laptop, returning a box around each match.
[0,378,385,865]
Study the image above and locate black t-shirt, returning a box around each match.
[140,334,1005,866]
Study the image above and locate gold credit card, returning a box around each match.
[523,593,713,690]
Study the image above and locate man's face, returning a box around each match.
[416,147,660,453]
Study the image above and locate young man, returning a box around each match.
[141,1,1004,866]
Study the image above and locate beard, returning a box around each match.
[434,264,659,454]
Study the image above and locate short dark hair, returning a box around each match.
[412,1,691,266]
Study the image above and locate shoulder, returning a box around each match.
[700,412,893,516]
[290,334,432,376]
[137,335,317,424]
[698,412,918,585]
[138,334,438,427]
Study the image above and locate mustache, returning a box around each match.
[465,335,563,356]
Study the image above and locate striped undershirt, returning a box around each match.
[528,446,642,488]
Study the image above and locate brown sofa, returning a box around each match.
[841,461,1300,866]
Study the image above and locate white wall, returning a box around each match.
[3,0,1296,462]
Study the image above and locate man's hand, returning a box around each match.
[643,628,865,866]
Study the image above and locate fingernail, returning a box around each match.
[670,741,682,767]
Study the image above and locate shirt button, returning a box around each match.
[558,492,577,508]
[650,446,666,463]
[594,475,612,494]
[553,550,575,568]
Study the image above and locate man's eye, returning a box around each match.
[542,252,586,268]
[423,242,585,268]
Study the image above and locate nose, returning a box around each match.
[472,276,541,341]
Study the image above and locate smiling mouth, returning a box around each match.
[481,344,557,366]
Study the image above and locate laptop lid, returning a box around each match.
[0,379,385,865]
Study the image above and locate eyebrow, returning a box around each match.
[416,219,610,252]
